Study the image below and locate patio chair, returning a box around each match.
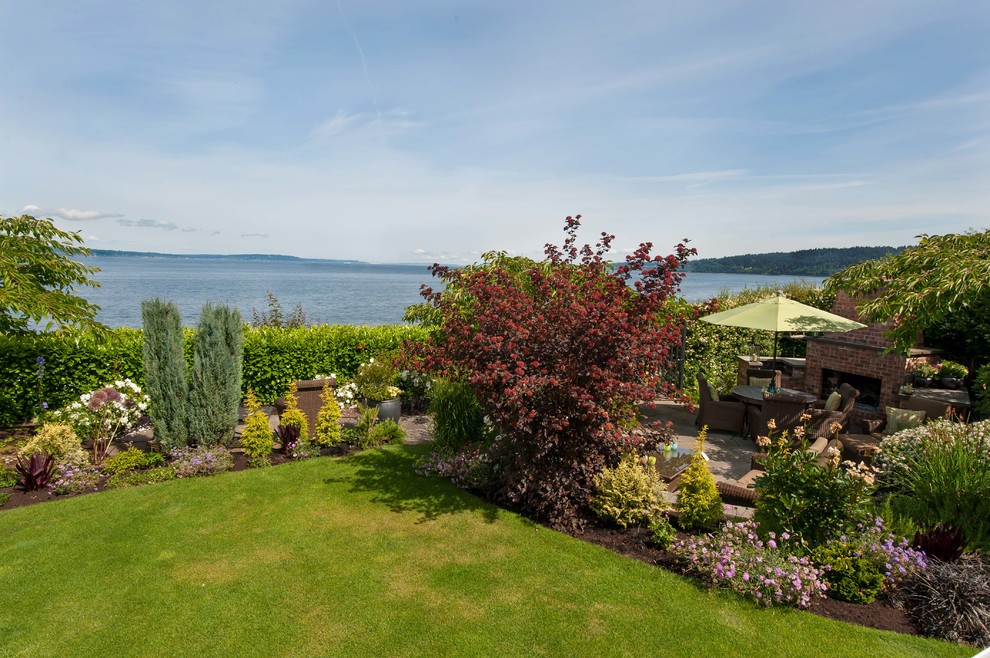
[745,367,782,389]
[806,383,859,439]
[696,373,746,435]
[746,390,807,441]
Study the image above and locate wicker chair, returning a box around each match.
[806,383,859,438]
[745,367,782,389]
[274,377,336,432]
[746,390,808,441]
[696,373,746,435]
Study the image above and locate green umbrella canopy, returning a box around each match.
[700,292,867,378]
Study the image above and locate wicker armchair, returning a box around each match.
[806,383,859,438]
[696,373,746,435]
[746,390,807,441]
[274,377,336,432]
[745,367,782,389]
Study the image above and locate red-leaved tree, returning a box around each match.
[411,216,695,528]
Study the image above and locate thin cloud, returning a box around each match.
[241,232,270,238]
[21,204,122,221]
[117,218,181,231]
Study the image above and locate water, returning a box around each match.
[81,255,824,328]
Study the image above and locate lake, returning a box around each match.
[81,255,824,328]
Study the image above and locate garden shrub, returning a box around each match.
[648,516,677,550]
[17,422,86,465]
[313,381,342,447]
[875,419,990,552]
[169,445,234,478]
[369,419,406,447]
[973,364,990,418]
[416,444,494,490]
[16,453,56,491]
[0,469,19,488]
[107,466,176,488]
[278,382,310,442]
[102,447,164,475]
[811,542,885,604]
[590,450,666,528]
[239,390,274,468]
[674,430,724,531]
[187,303,244,446]
[0,492,8,507]
[50,460,101,495]
[408,216,692,528]
[429,378,488,454]
[672,520,827,608]
[754,432,874,547]
[142,299,190,448]
[902,555,990,647]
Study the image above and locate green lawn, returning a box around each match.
[0,446,968,657]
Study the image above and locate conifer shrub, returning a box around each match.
[17,422,86,465]
[674,429,724,531]
[429,378,487,454]
[239,389,274,467]
[278,382,310,442]
[313,380,342,447]
[141,299,190,448]
[590,450,667,528]
[187,303,244,446]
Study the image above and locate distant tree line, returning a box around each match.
[682,246,906,276]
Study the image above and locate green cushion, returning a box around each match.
[707,383,719,402]
[883,406,927,435]
[824,391,842,412]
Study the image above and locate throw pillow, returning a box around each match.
[883,406,927,435]
[824,391,842,412]
[749,377,772,388]
[707,383,719,401]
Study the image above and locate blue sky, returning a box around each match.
[1,1,987,263]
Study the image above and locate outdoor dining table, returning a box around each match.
[729,385,818,407]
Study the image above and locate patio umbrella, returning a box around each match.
[699,292,866,377]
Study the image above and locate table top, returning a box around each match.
[654,446,695,481]
[730,385,818,405]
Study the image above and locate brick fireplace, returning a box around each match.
[803,292,938,413]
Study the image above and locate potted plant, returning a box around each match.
[911,362,938,388]
[937,360,968,390]
[352,357,403,423]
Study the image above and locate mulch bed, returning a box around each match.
[569,523,920,637]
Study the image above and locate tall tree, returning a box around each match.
[0,214,106,333]
[188,303,244,445]
[141,299,190,448]
[825,230,990,355]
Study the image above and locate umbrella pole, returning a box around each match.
[771,332,779,390]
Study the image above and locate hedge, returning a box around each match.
[0,324,433,426]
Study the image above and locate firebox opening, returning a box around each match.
[822,369,882,411]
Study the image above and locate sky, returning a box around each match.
[1,1,988,264]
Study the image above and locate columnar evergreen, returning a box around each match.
[188,303,244,446]
[141,299,190,448]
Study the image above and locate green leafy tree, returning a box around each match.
[0,214,106,334]
[826,230,990,355]
[141,299,190,448]
[187,303,244,446]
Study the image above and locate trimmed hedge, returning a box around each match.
[0,324,432,425]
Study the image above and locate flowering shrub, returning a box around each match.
[874,419,990,552]
[50,460,102,495]
[754,429,875,547]
[672,520,827,608]
[169,445,233,478]
[407,216,693,527]
[416,443,494,490]
[352,357,402,401]
[334,382,359,408]
[50,379,150,462]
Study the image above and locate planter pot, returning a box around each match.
[367,398,401,423]
[939,376,963,390]
[913,375,934,388]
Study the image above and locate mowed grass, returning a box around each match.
[0,446,968,657]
